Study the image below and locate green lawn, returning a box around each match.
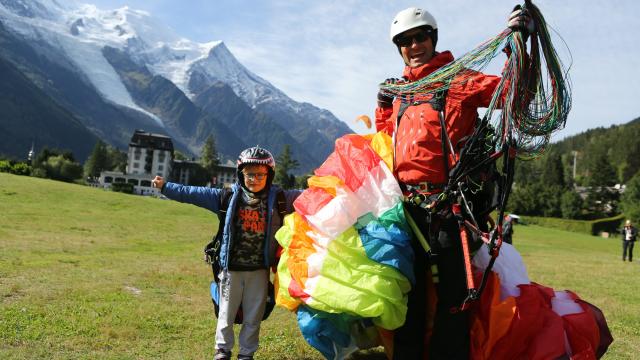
[1,173,638,359]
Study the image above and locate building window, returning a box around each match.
[128,179,139,186]
[104,176,113,184]
[140,180,152,187]
[133,162,139,169]
[158,153,165,162]
[115,177,126,183]
[158,164,164,171]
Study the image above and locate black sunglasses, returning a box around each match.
[394,29,432,47]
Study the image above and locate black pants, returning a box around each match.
[393,204,470,360]
[623,240,635,261]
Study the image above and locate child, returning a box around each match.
[152,146,300,360]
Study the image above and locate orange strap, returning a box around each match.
[452,204,476,292]
[459,224,476,291]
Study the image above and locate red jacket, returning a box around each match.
[375,51,502,186]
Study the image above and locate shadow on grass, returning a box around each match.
[347,353,388,360]
[294,349,388,360]
[346,347,388,360]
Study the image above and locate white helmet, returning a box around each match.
[390,7,438,42]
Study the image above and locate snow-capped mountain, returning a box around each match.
[0,0,351,169]
[0,0,162,123]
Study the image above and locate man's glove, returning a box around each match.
[377,78,399,108]
[507,5,535,40]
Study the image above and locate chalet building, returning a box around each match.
[99,130,174,195]
[214,161,238,187]
[98,172,157,196]
[171,158,200,186]
[126,130,173,178]
[170,159,237,188]
[98,130,237,195]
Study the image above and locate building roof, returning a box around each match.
[129,129,174,151]
[215,162,237,171]
[172,159,200,169]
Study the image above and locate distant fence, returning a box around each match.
[521,214,626,237]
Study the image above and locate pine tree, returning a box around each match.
[275,144,299,189]
[560,190,583,219]
[621,172,640,222]
[173,150,188,161]
[106,146,127,173]
[587,151,617,187]
[513,159,540,187]
[295,173,312,189]
[585,151,620,218]
[83,140,108,180]
[541,151,565,188]
[623,141,640,182]
[200,135,220,185]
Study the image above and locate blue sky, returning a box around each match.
[90,0,640,139]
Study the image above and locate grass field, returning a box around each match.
[1,173,639,359]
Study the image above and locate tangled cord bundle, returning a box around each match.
[379,1,571,158]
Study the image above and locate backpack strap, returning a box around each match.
[275,190,287,226]
[204,188,233,281]
[392,90,450,174]
[215,188,234,240]
[392,101,412,170]
[429,89,451,183]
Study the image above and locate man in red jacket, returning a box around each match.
[376,6,533,359]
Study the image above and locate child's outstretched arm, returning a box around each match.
[153,175,223,214]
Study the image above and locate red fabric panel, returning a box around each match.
[293,187,334,217]
[314,135,380,192]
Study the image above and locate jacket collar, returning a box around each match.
[402,51,455,82]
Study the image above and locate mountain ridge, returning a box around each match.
[0,0,351,170]
[0,53,98,160]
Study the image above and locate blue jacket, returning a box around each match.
[162,182,300,270]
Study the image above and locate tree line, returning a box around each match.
[0,134,307,190]
[6,117,640,220]
[194,135,307,189]
[508,117,640,222]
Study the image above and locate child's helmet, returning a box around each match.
[237,146,276,170]
[236,146,276,188]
